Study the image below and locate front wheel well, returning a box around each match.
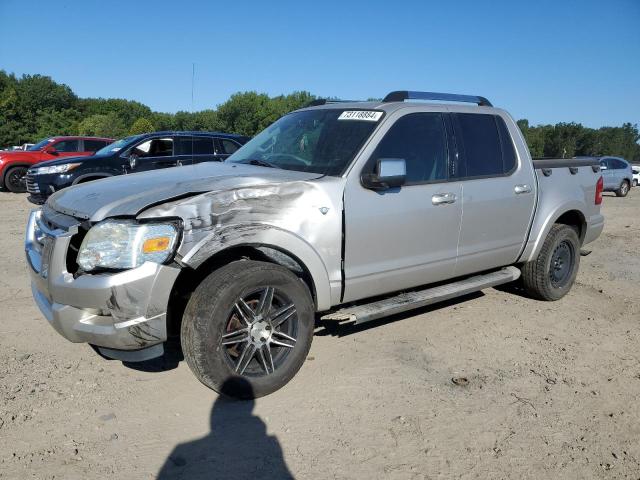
[74,175,109,184]
[166,245,317,337]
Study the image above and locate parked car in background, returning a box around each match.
[0,136,113,193]
[632,165,639,187]
[26,131,249,204]
[26,91,604,398]
[599,156,633,197]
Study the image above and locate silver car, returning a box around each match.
[599,156,633,196]
[26,91,605,398]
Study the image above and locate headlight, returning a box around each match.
[77,220,179,271]
[33,163,81,175]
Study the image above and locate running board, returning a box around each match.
[321,267,521,325]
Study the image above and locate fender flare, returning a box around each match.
[72,172,114,185]
[179,223,333,311]
[519,200,587,263]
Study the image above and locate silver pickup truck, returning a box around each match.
[25,91,604,398]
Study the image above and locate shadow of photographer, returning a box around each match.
[157,377,294,479]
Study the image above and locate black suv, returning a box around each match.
[26,131,249,204]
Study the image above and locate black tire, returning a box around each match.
[615,180,630,197]
[522,224,580,301]
[5,166,28,193]
[181,260,315,399]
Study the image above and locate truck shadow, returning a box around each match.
[156,378,294,480]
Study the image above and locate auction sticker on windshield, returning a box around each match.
[338,111,383,121]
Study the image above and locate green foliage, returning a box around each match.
[517,120,640,162]
[0,69,637,163]
[129,117,155,135]
[77,113,126,138]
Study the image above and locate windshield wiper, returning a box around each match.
[241,159,280,169]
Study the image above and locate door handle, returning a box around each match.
[432,193,457,205]
[514,184,532,194]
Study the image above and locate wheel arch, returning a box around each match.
[166,240,328,337]
[519,204,587,263]
[72,173,114,185]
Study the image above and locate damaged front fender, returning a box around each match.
[137,177,346,310]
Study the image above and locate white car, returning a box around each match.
[632,165,639,187]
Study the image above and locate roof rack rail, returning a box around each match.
[382,91,493,107]
[304,98,361,107]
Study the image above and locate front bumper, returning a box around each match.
[26,208,180,351]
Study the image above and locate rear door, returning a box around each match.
[81,139,110,155]
[175,136,217,165]
[600,158,615,189]
[452,112,536,276]
[343,111,463,302]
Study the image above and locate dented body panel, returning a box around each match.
[138,175,346,309]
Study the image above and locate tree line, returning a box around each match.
[1,71,638,162]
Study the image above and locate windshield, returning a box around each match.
[95,135,143,155]
[226,109,382,176]
[27,138,55,151]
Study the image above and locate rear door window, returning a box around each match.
[453,114,516,178]
[52,139,80,152]
[83,139,108,152]
[612,159,627,170]
[177,137,215,155]
[369,112,448,184]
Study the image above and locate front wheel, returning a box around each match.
[616,180,630,197]
[5,166,28,193]
[181,261,315,399]
[632,179,638,187]
[522,224,580,301]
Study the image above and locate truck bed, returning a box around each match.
[518,157,604,264]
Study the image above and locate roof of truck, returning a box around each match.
[298,91,501,115]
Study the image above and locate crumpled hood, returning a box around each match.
[47,162,323,222]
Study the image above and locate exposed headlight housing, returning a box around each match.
[77,220,179,272]
[33,163,81,175]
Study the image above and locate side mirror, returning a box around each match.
[361,158,406,190]
[44,145,58,155]
[128,153,139,169]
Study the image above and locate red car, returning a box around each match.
[0,136,114,192]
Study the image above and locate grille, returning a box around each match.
[25,173,40,193]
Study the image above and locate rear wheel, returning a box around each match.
[5,166,28,193]
[181,261,315,399]
[616,180,630,197]
[522,224,580,301]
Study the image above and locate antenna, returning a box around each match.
[191,63,195,113]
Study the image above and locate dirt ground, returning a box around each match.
[0,188,639,480]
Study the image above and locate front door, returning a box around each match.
[343,112,462,303]
[47,139,82,160]
[127,136,179,172]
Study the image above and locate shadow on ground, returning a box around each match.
[156,378,293,480]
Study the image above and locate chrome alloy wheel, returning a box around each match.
[221,287,298,376]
